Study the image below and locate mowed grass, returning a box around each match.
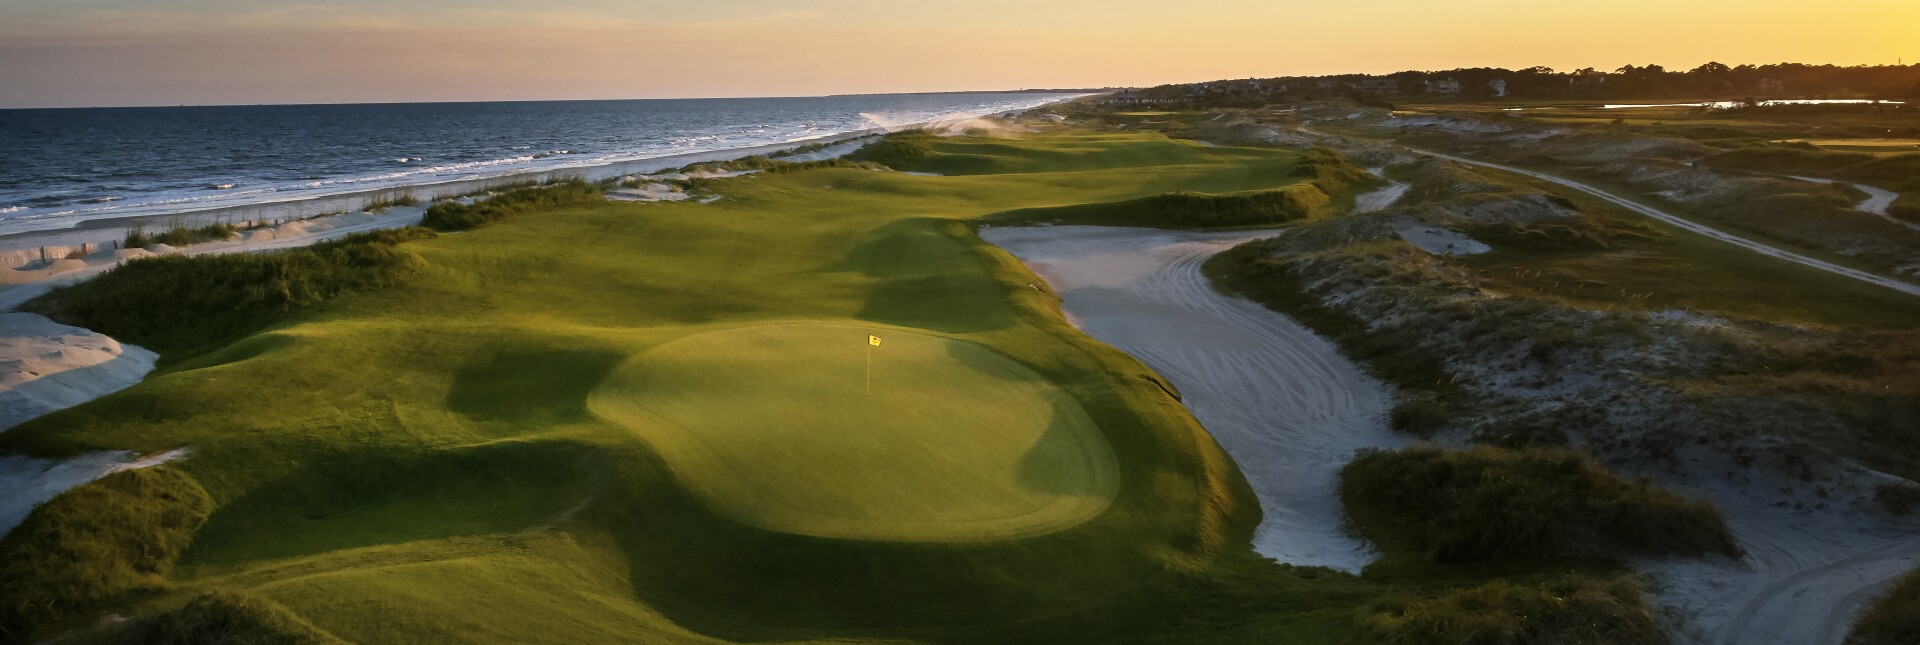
[588,323,1118,541]
[0,131,1371,643]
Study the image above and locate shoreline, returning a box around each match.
[0,130,880,253]
[0,94,1094,253]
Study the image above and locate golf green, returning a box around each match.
[588,323,1119,541]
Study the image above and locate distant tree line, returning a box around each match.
[1139,63,1920,102]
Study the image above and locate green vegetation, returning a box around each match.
[1705,146,1920,221]
[420,180,601,231]
[125,222,241,249]
[91,590,345,645]
[1358,574,1664,645]
[363,192,420,214]
[1000,186,1333,228]
[845,131,934,167]
[0,132,1325,643]
[1341,445,1737,563]
[23,227,438,357]
[587,323,1118,541]
[1852,567,1920,645]
[0,468,212,641]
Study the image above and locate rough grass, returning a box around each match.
[1357,574,1666,645]
[0,468,213,640]
[1851,567,1920,645]
[1340,445,1739,563]
[22,227,439,358]
[997,185,1332,228]
[845,131,934,167]
[87,590,345,645]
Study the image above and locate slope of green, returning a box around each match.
[588,323,1118,541]
[0,131,1366,643]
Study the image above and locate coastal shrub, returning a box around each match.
[364,192,420,214]
[1340,444,1739,562]
[1357,574,1665,645]
[124,222,240,249]
[0,468,213,640]
[1295,146,1376,197]
[847,132,935,168]
[1876,482,1920,515]
[102,591,344,645]
[999,186,1333,229]
[421,180,601,231]
[1388,397,1450,435]
[23,227,438,357]
[1852,567,1920,645]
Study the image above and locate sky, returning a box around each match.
[2,0,1916,108]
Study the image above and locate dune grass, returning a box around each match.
[23,227,440,358]
[0,468,213,640]
[1357,574,1665,645]
[420,180,601,231]
[125,222,241,249]
[1852,566,1920,645]
[1341,445,1738,564]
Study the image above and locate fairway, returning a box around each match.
[589,323,1118,541]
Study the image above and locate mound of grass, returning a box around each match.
[846,131,935,167]
[1294,146,1376,197]
[421,180,601,231]
[1852,567,1920,645]
[1357,574,1665,645]
[363,192,419,214]
[22,227,438,358]
[999,185,1334,229]
[125,222,240,249]
[1340,445,1738,562]
[0,468,213,640]
[99,590,344,645]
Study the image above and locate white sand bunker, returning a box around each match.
[0,448,188,536]
[1397,226,1490,256]
[982,225,1404,573]
[0,313,158,431]
[608,183,691,202]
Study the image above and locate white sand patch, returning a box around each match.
[1354,169,1410,214]
[0,448,189,536]
[899,171,944,177]
[607,183,690,202]
[686,169,761,180]
[1396,226,1490,256]
[696,195,724,204]
[982,225,1404,573]
[0,313,157,431]
[1640,462,1920,645]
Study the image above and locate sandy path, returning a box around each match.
[1644,485,1920,645]
[1411,150,1920,297]
[1353,173,1410,214]
[981,225,1402,572]
[1786,176,1915,233]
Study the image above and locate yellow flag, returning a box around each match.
[868,334,882,347]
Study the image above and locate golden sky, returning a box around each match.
[1,0,1914,107]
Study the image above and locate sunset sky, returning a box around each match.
[2,0,1915,108]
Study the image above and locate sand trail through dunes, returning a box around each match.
[982,225,1403,572]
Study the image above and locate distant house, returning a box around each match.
[1489,79,1508,97]
[1315,79,1343,90]
[1356,79,1399,94]
[1423,78,1463,95]
[1757,78,1786,95]
[1105,90,1142,105]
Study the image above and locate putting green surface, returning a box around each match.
[589,323,1117,541]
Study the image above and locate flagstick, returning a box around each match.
[865,344,872,397]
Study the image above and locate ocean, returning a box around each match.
[0,92,1080,235]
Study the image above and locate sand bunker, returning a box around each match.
[0,313,158,431]
[982,225,1403,572]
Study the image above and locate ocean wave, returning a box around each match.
[0,206,24,215]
